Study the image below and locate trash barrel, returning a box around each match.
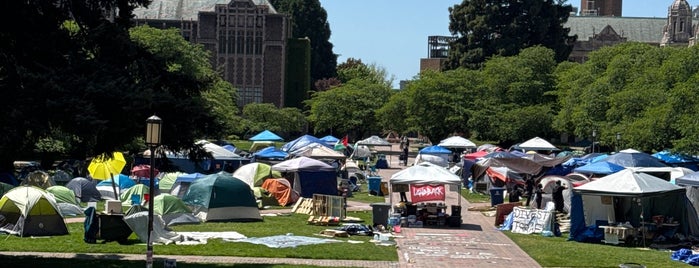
[368,176,382,196]
[370,203,391,227]
[490,188,504,207]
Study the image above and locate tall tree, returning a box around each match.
[270,0,338,86]
[445,0,575,70]
[337,58,394,88]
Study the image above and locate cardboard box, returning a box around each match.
[105,200,122,214]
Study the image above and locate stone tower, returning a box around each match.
[661,0,693,46]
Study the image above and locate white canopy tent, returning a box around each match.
[389,162,462,208]
[438,136,477,149]
[517,137,559,151]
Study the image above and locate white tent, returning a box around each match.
[298,144,346,160]
[357,135,391,146]
[517,137,559,151]
[271,156,335,172]
[575,169,683,197]
[195,140,240,159]
[438,136,477,149]
[389,162,462,207]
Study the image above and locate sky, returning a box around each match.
[318,0,697,88]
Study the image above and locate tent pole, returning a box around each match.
[389,183,393,213]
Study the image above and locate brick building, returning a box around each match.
[133,0,289,107]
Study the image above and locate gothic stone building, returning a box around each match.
[133,0,289,107]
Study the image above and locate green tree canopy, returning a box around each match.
[337,58,394,88]
[241,103,306,138]
[445,0,575,70]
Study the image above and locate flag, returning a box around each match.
[342,135,349,147]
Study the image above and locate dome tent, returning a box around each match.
[182,172,262,222]
[0,186,69,236]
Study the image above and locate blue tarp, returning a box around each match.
[176,172,205,183]
[653,151,699,164]
[319,135,339,145]
[573,161,625,175]
[419,145,452,155]
[97,174,136,189]
[249,130,284,142]
[281,135,330,154]
[253,146,289,159]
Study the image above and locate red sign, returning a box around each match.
[410,184,446,203]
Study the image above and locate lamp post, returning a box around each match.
[616,133,621,152]
[592,130,597,153]
[145,115,162,268]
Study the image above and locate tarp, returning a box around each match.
[464,150,489,161]
[517,137,559,151]
[414,153,449,167]
[418,145,452,155]
[182,172,262,222]
[232,163,281,189]
[0,182,14,198]
[249,141,276,152]
[603,151,667,168]
[271,156,335,172]
[652,150,699,164]
[65,177,101,202]
[319,135,340,146]
[677,171,699,187]
[253,146,289,160]
[298,144,347,160]
[281,135,329,155]
[573,161,626,175]
[249,130,283,141]
[0,186,69,236]
[438,136,477,149]
[195,140,241,159]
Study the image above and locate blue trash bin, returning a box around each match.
[368,176,382,196]
[490,188,504,207]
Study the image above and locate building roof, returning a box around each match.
[133,0,277,21]
[565,16,668,44]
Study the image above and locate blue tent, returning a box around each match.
[222,144,236,152]
[573,161,625,175]
[653,151,698,164]
[249,130,284,142]
[419,145,452,155]
[319,135,340,146]
[281,135,329,154]
[253,146,289,159]
[97,174,136,189]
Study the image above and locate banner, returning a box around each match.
[510,206,553,234]
[410,184,445,203]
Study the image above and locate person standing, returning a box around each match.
[534,184,543,209]
[525,178,534,206]
[552,180,566,213]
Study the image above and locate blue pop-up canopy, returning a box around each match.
[418,145,452,155]
[574,161,625,175]
[249,130,284,142]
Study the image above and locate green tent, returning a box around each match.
[253,187,279,208]
[119,184,149,208]
[159,172,185,192]
[182,172,262,222]
[46,186,79,205]
[232,162,281,189]
[153,194,199,226]
[0,186,69,236]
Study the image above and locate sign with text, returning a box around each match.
[410,184,445,203]
[510,207,553,235]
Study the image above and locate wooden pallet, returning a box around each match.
[293,198,315,215]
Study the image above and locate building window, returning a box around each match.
[238,87,263,106]
[254,36,262,55]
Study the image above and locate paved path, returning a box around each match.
[6,143,540,267]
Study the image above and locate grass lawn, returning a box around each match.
[460,188,491,204]
[0,211,397,262]
[346,180,386,204]
[505,232,689,267]
[0,256,332,268]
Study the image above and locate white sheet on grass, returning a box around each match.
[229,234,341,248]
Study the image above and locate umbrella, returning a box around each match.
[131,164,159,178]
[88,152,126,197]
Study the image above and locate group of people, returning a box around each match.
[509,178,566,213]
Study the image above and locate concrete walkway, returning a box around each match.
[4,143,540,267]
